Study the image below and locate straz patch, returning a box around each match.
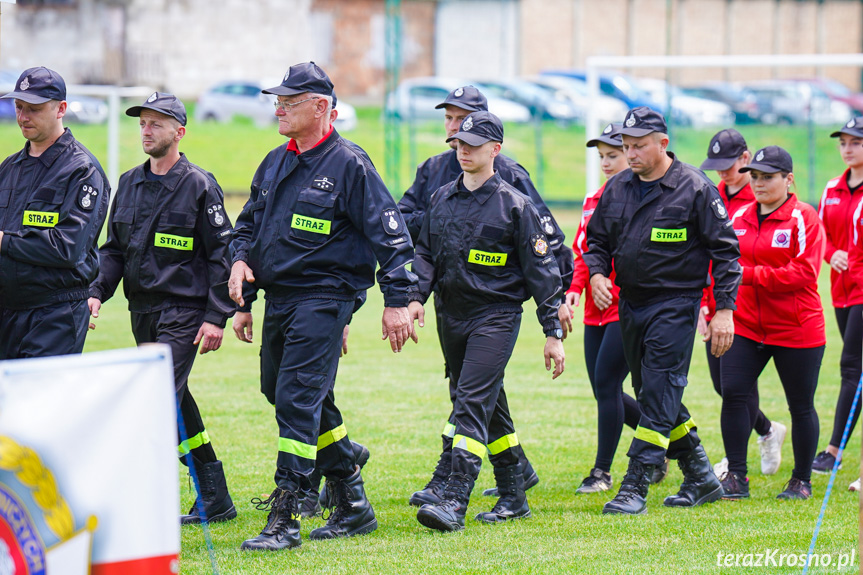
[381,208,404,236]
[709,197,727,220]
[468,249,507,266]
[79,184,98,210]
[651,228,687,242]
[771,229,791,248]
[312,175,335,192]
[207,203,226,227]
[292,213,331,235]
[531,234,549,257]
[23,210,59,227]
[155,233,194,250]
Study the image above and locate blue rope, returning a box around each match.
[177,405,220,575]
[802,375,862,575]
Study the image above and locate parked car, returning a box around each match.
[541,69,661,112]
[635,77,735,128]
[681,82,774,125]
[527,75,629,126]
[789,77,863,114]
[472,78,582,122]
[0,69,108,124]
[744,80,852,125]
[386,76,531,123]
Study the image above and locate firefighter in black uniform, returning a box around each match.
[228,62,417,551]
[0,67,109,359]
[88,93,237,525]
[401,86,573,506]
[408,111,565,532]
[584,107,740,515]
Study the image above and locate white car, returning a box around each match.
[636,77,736,128]
[386,76,531,123]
[527,75,629,126]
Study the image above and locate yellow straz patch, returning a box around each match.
[468,249,507,266]
[291,214,331,235]
[650,228,687,242]
[155,233,194,251]
[23,211,59,228]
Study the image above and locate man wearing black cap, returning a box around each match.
[0,66,109,359]
[401,85,572,508]
[584,106,741,515]
[88,92,237,525]
[229,62,417,551]
[408,111,564,532]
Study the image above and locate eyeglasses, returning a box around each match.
[273,96,319,112]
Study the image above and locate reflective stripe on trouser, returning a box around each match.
[179,430,211,456]
[620,296,701,466]
[442,310,522,479]
[263,297,356,490]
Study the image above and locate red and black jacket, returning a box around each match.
[818,169,863,308]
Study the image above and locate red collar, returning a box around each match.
[287,126,334,155]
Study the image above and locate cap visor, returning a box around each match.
[1,91,52,104]
[125,104,184,125]
[830,127,863,138]
[261,85,307,96]
[699,156,738,171]
[586,135,623,148]
[739,162,782,174]
[446,132,493,146]
[435,101,482,111]
[618,127,659,137]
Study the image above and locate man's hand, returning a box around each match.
[704,308,734,358]
[544,337,566,379]
[232,312,254,343]
[558,303,573,340]
[193,322,223,354]
[382,306,412,352]
[830,249,849,273]
[341,325,350,357]
[87,297,101,330]
[408,301,425,343]
[696,305,710,337]
[589,274,614,310]
[228,261,255,306]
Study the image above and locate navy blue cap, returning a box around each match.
[700,129,748,171]
[831,117,863,139]
[586,122,623,148]
[263,62,334,97]
[619,106,667,137]
[446,111,504,146]
[435,85,488,113]
[125,92,187,126]
[740,146,793,174]
[1,66,66,104]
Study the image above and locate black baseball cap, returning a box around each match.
[1,66,66,104]
[740,146,793,174]
[619,106,667,137]
[125,92,187,126]
[586,122,623,148]
[830,117,863,138]
[263,62,334,97]
[435,85,488,113]
[445,111,504,146]
[700,129,748,171]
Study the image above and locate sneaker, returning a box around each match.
[713,457,729,478]
[719,472,750,500]
[649,459,669,485]
[757,421,786,475]
[777,477,812,500]
[811,450,840,475]
[849,478,860,492]
[576,468,612,494]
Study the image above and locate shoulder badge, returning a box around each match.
[531,233,549,257]
[540,215,555,236]
[709,197,727,220]
[312,175,335,192]
[79,184,98,211]
[207,203,226,227]
[381,208,404,236]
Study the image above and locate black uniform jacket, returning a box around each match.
[583,153,741,309]
[90,154,235,327]
[0,129,109,309]
[231,128,417,308]
[398,148,574,288]
[412,172,563,333]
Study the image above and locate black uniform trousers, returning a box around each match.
[131,306,216,465]
[830,305,863,448]
[620,296,701,466]
[0,300,89,360]
[441,309,522,479]
[261,296,356,491]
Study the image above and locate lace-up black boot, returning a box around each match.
[602,459,654,515]
[318,441,370,510]
[416,472,475,532]
[299,468,322,519]
[309,466,377,540]
[475,464,530,523]
[663,445,723,507]
[240,487,301,551]
[409,450,451,507]
[482,459,539,497]
[180,460,237,525]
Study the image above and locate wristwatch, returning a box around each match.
[545,328,563,339]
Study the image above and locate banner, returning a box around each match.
[0,346,180,574]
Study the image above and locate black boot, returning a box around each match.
[475,464,530,523]
[309,466,377,540]
[319,441,370,510]
[409,450,451,506]
[240,487,301,551]
[602,459,653,515]
[416,473,475,532]
[483,458,539,497]
[300,468,322,519]
[180,460,237,525]
[663,445,723,507]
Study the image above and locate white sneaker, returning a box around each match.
[850,478,860,492]
[713,456,729,478]
[758,421,786,475]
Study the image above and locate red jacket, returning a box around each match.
[568,183,620,325]
[730,193,826,348]
[818,170,863,308]
[702,180,756,321]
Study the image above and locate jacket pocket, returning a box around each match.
[154,210,196,260]
[289,188,337,244]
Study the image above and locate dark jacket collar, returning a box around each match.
[130,153,190,191]
[14,128,74,167]
[619,151,681,191]
[446,171,501,205]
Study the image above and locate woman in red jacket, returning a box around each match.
[812,117,863,483]
[719,146,826,500]
[698,129,785,479]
